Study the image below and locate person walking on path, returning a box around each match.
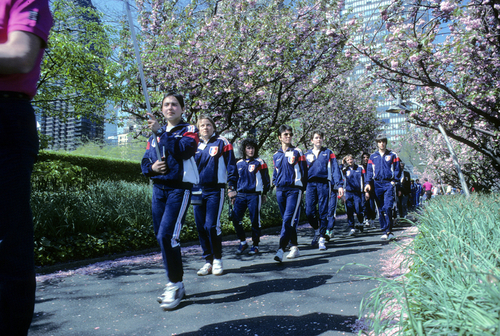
[364,134,401,241]
[272,125,308,262]
[232,137,270,255]
[361,152,377,229]
[414,179,423,207]
[0,1,52,333]
[141,92,199,310]
[194,115,237,276]
[422,178,433,203]
[397,162,411,219]
[342,155,365,236]
[304,130,343,250]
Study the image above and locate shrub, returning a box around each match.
[360,194,500,335]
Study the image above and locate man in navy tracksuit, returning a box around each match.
[142,92,199,310]
[273,125,308,262]
[343,155,365,236]
[414,179,423,207]
[194,115,237,276]
[232,137,271,255]
[305,130,343,250]
[364,134,401,241]
[361,152,377,229]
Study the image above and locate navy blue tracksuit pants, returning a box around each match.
[362,191,377,220]
[232,192,262,245]
[345,191,364,229]
[194,188,224,262]
[152,185,191,283]
[327,190,338,231]
[373,181,395,234]
[276,188,302,250]
[305,182,330,237]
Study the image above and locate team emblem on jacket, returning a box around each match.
[209,146,219,156]
[248,164,255,172]
[306,154,315,162]
[346,170,351,177]
[287,155,295,164]
[385,156,391,161]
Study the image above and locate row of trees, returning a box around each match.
[39,0,499,190]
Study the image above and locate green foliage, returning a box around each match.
[35,0,127,120]
[70,139,147,162]
[32,159,89,192]
[33,181,285,266]
[36,150,147,185]
[361,194,500,335]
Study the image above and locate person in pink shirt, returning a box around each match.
[0,1,52,334]
[422,178,434,202]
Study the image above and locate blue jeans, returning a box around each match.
[0,99,38,335]
[151,185,191,283]
[194,188,224,262]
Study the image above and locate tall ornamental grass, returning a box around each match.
[360,193,500,335]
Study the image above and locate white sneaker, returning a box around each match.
[197,263,212,276]
[348,228,356,236]
[286,246,300,259]
[387,233,395,240]
[274,248,284,262]
[159,282,185,310]
[363,219,370,228]
[380,234,388,240]
[212,259,223,275]
[318,237,326,250]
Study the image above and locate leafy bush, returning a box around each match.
[33,181,285,266]
[37,150,147,185]
[32,160,89,192]
[360,194,500,335]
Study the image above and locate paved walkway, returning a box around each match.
[29,216,410,336]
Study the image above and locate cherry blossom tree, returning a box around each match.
[123,0,380,150]
[349,0,500,180]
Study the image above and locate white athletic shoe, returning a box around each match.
[274,248,284,262]
[159,282,185,310]
[387,233,395,241]
[197,263,212,276]
[286,246,300,259]
[348,228,356,236]
[380,234,388,240]
[212,259,223,275]
[318,237,326,250]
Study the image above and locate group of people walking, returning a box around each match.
[140,92,408,311]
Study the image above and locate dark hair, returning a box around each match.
[278,124,293,136]
[241,137,259,159]
[310,130,324,140]
[197,114,217,131]
[361,152,370,159]
[162,91,185,109]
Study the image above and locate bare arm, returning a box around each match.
[0,31,42,74]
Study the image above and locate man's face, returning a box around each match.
[362,154,370,164]
[279,130,293,146]
[377,140,387,151]
[199,119,215,139]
